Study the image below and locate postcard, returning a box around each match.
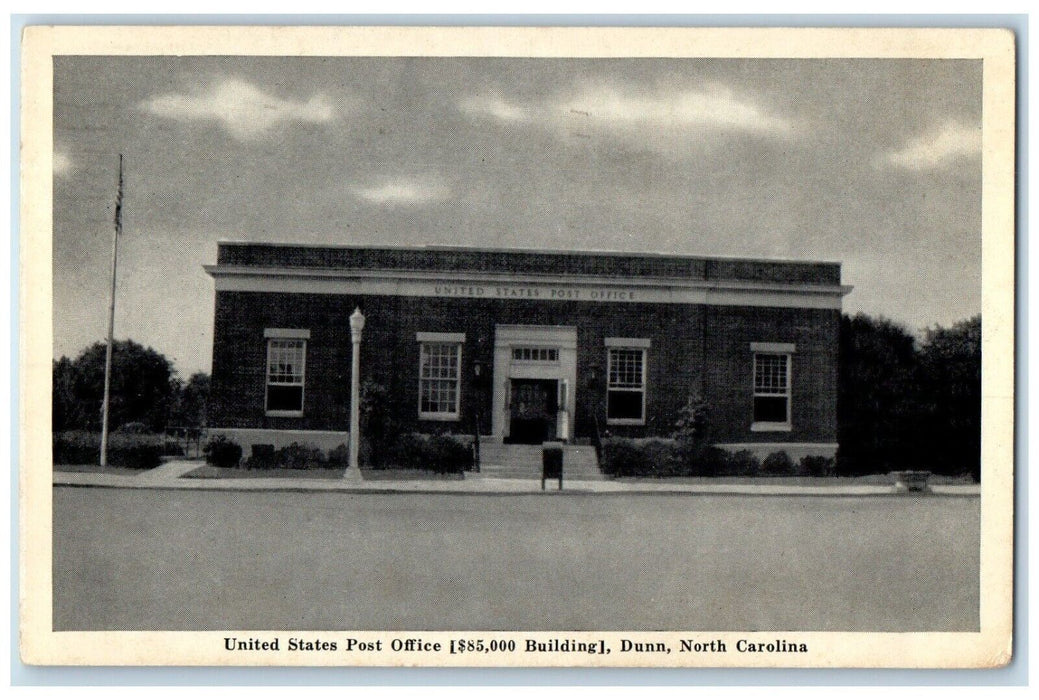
[20,25,1015,668]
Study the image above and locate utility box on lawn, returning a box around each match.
[542,441,563,491]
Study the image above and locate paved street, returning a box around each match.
[52,486,979,632]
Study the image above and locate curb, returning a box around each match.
[52,475,981,498]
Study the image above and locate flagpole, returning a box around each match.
[100,154,123,466]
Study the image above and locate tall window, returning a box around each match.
[265,335,307,415]
[753,352,791,427]
[419,342,462,420]
[606,345,647,424]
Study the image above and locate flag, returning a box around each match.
[114,153,123,235]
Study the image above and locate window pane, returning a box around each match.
[266,338,305,413]
[608,349,644,389]
[607,390,644,420]
[268,339,304,383]
[267,385,303,412]
[420,342,460,415]
[754,353,788,394]
[512,347,558,362]
[754,396,788,422]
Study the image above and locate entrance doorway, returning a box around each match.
[492,325,576,443]
[506,378,558,444]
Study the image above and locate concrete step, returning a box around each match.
[474,443,603,480]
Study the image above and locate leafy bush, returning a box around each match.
[241,442,333,470]
[203,435,242,468]
[379,433,472,473]
[673,393,710,445]
[116,421,151,434]
[428,435,474,473]
[675,441,729,477]
[277,442,327,470]
[761,450,796,476]
[600,438,651,476]
[799,455,836,477]
[53,431,163,469]
[327,443,350,467]
[243,443,277,470]
[601,438,683,477]
[714,449,761,477]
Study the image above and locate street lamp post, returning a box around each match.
[348,307,365,472]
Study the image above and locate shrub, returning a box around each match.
[715,449,761,477]
[242,442,331,470]
[799,454,836,477]
[277,442,327,470]
[327,443,350,467]
[642,439,682,477]
[426,434,473,474]
[116,421,151,434]
[673,393,710,445]
[601,438,683,477]
[379,433,472,473]
[381,433,426,470]
[243,443,277,470]
[761,450,796,476]
[53,431,163,469]
[600,438,648,477]
[203,435,242,468]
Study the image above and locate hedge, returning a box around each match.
[376,433,473,474]
[201,435,472,473]
[53,431,165,469]
[600,438,834,478]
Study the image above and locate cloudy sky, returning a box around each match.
[53,56,982,376]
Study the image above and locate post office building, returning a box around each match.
[205,242,850,460]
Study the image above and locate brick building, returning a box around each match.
[205,242,850,460]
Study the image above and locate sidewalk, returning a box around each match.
[53,460,981,497]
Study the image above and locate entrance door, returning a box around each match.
[507,379,558,444]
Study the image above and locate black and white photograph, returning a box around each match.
[20,26,1014,668]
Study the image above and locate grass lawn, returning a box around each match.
[182,465,346,479]
[53,463,150,477]
[53,487,979,632]
[361,468,464,481]
[181,465,464,480]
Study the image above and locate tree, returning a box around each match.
[52,357,86,432]
[837,313,922,475]
[169,372,210,428]
[917,315,981,479]
[54,339,178,432]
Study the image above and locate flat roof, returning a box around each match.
[214,241,842,286]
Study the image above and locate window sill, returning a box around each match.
[607,418,646,426]
[751,422,792,432]
[419,413,460,422]
[266,410,304,418]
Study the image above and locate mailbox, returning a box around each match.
[542,441,563,491]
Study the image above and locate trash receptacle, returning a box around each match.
[542,441,563,491]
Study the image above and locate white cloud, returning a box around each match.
[352,178,450,205]
[139,78,336,140]
[882,121,982,171]
[53,151,74,177]
[460,82,794,145]
[559,83,793,136]
[460,94,529,123]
